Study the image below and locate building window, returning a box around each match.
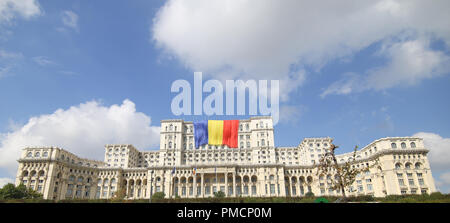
[410,142,416,148]
[270,184,275,195]
[401,142,406,149]
[391,143,397,149]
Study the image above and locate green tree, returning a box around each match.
[0,183,42,199]
[214,191,225,198]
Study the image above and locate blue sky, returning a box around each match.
[1,0,450,192]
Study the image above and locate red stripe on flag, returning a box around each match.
[222,120,239,148]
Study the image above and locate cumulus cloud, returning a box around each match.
[152,0,450,100]
[413,132,450,193]
[438,172,450,193]
[0,99,160,176]
[0,0,41,23]
[321,39,450,97]
[61,10,78,32]
[413,132,450,171]
[278,105,305,125]
[0,177,13,187]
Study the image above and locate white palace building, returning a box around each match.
[15,116,437,200]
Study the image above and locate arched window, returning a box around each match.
[27,152,32,158]
[69,175,75,181]
[401,142,406,149]
[43,152,48,157]
[111,178,116,184]
[169,124,173,131]
[415,163,421,169]
[391,143,397,149]
[395,163,402,170]
[77,176,84,182]
[35,152,40,157]
[103,179,109,185]
[405,163,412,169]
[411,142,416,148]
[269,175,275,181]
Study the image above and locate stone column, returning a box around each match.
[193,176,197,198]
[225,173,228,196]
[201,173,205,198]
[232,172,236,197]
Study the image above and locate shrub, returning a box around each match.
[305,192,315,197]
[213,191,225,198]
[151,192,166,200]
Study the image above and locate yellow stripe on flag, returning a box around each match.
[208,120,224,145]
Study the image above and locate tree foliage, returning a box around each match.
[0,183,42,200]
[316,144,379,201]
[214,191,225,198]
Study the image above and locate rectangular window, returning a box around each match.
[270,184,275,195]
[252,186,256,195]
[358,186,364,192]
[408,179,415,186]
[367,184,373,191]
[398,179,405,186]
[418,178,424,186]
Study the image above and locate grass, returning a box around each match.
[1,193,449,203]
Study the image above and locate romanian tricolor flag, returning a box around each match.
[194,120,239,148]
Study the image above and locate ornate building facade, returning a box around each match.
[15,116,436,200]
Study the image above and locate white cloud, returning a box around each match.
[0,177,14,188]
[278,105,305,125]
[0,99,160,176]
[0,49,23,79]
[0,0,41,23]
[32,56,55,66]
[61,10,78,32]
[321,39,450,97]
[152,0,450,100]
[0,49,22,59]
[413,132,450,193]
[413,132,450,171]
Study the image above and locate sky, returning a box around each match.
[0,0,450,192]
